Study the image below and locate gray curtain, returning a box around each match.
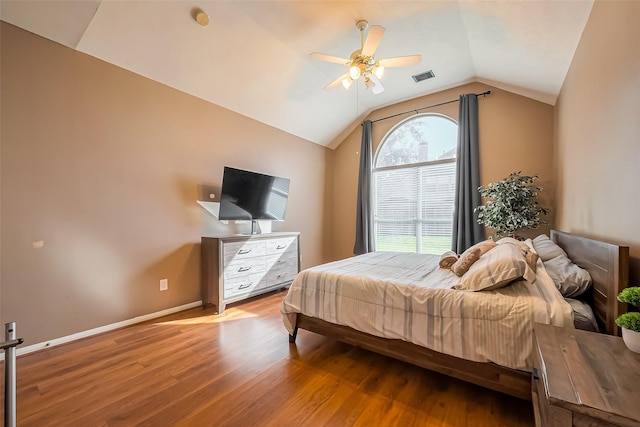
[353,120,375,255]
[452,94,485,253]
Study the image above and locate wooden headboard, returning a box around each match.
[551,230,629,336]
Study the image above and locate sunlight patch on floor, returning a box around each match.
[152,307,260,325]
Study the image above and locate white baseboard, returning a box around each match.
[1,301,202,360]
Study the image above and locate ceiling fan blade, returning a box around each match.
[310,52,349,65]
[361,25,385,56]
[324,74,348,91]
[367,74,385,95]
[378,55,422,68]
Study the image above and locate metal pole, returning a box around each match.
[4,322,18,427]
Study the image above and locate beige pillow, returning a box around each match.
[450,248,481,276]
[449,240,498,277]
[497,236,529,252]
[468,239,498,256]
[498,237,539,272]
[525,251,539,272]
[453,243,528,291]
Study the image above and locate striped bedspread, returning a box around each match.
[281,251,573,371]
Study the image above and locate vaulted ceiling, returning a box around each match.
[0,1,593,148]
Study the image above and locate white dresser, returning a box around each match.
[201,232,300,314]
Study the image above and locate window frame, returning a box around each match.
[372,113,458,254]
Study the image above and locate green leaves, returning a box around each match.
[475,171,548,239]
[615,312,640,332]
[618,287,640,308]
[616,288,640,332]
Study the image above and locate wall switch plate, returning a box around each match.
[160,279,168,291]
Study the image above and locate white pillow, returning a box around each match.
[565,298,599,332]
[543,255,592,298]
[532,234,568,261]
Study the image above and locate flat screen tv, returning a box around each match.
[218,167,290,222]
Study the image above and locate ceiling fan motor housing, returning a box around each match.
[349,50,377,78]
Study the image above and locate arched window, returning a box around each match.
[373,114,458,254]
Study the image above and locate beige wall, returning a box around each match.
[554,0,640,282]
[0,23,329,345]
[8,0,636,347]
[330,82,554,259]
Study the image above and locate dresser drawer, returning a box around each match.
[267,269,297,287]
[531,338,550,427]
[223,240,266,263]
[265,237,297,255]
[224,273,267,298]
[266,258,298,286]
[223,258,266,280]
[266,251,297,269]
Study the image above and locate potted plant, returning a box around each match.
[615,287,640,353]
[475,171,548,239]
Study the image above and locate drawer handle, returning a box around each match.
[276,245,287,250]
[532,368,539,380]
[238,282,252,290]
[238,266,252,272]
[238,249,252,255]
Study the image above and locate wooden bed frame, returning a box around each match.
[551,230,629,336]
[288,230,629,401]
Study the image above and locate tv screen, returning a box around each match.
[218,167,290,221]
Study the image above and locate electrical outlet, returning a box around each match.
[160,279,168,291]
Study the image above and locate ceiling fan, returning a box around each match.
[311,20,422,95]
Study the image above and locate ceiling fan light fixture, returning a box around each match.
[373,64,385,79]
[349,65,361,80]
[341,76,353,89]
[364,78,375,90]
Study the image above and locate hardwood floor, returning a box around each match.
[1,291,534,426]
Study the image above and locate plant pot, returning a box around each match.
[621,327,640,354]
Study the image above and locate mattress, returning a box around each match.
[281,250,573,371]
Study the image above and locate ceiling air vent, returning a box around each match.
[412,70,435,83]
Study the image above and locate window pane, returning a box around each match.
[375,168,417,222]
[375,115,458,168]
[376,223,417,253]
[373,114,457,255]
[420,162,455,254]
[374,168,419,253]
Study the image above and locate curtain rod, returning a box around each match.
[369,90,491,124]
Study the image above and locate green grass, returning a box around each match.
[376,235,452,255]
